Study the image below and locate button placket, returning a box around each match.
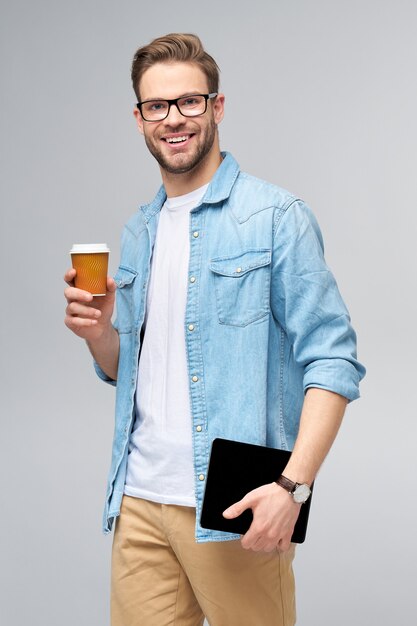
[187,209,208,490]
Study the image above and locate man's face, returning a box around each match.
[134,62,224,175]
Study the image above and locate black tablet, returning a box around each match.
[200,438,314,543]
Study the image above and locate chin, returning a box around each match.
[160,153,201,175]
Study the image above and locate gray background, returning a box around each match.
[1,0,416,624]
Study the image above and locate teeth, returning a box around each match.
[165,135,189,143]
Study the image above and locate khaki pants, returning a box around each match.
[111,495,296,626]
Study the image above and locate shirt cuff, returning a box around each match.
[303,358,363,402]
[93,360,117,387]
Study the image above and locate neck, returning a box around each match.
[160,142,222,198]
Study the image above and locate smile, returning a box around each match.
[162,134,194,144]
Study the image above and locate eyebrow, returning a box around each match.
[141,92,203,101]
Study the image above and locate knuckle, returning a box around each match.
[255,521,268,534]
[65,316,76,330]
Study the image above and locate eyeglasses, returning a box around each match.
[137,93,218,122]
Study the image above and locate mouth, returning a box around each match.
[161,133,195,148]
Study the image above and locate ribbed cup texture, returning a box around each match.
[71,252,109,295]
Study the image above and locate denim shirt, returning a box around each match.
[95,152,365,542]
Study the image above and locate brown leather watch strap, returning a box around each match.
[276,475,297,493]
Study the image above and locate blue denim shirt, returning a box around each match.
[95,152,365,542]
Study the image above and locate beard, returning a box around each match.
[144,116,217,175]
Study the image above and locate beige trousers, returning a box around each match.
[111,495,296,626]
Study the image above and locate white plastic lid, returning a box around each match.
[70,243,110,254]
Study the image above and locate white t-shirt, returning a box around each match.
[124,183,209,506]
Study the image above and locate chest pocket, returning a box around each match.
[209,249,271,327]
[114,266,138,333]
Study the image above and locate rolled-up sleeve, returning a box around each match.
[92,318,119,387]
[93,360,117,386]
[271,200,366,401]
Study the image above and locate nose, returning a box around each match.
[165,102,185,125]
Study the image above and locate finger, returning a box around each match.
[107,276,117,292]
[223,493,253,519]
[241,532,260,550]
[277,537,292,553]
[251,537,269,552]
[65,315,98,331]
[242,512,279,550]
[223,502,246,519]
[64,286,94,304]
[244,536,277,553]
[66,301,102,319]
[255,541,279,553]
[240,522,266,550]
[64,268,76,285]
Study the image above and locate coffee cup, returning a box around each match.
[70,243,110,296]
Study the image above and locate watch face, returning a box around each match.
[293,484,311,504]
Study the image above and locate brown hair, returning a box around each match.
[131,33,220,101]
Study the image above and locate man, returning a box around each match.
[64,33,365,626]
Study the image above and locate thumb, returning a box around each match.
[107,276,117,293]
[223,497,250,519]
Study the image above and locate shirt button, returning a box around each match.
[188,324,195,331]
[193,231,199,238]
[236,267,242,273]
[192,375,199,382]
[190,276,196,283]
[196,425,202,432]
[198,474,205,481]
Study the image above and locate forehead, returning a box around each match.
[140,62,209,100]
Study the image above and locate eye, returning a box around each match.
[181,96,202,108]
[149,101,167,111]
[143,100,168,113]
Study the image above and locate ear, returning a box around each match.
[213,93,225,125]
[133,107,145,135]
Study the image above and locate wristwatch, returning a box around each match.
[276,475,311,504]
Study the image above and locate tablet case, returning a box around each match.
[200,438,314,543]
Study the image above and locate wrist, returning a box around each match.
[88,320,116,342]
[276,474,312,504]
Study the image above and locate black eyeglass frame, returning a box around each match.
[136,92,218,122]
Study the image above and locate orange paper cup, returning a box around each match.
[70,243,110,296]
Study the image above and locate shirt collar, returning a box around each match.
[140,152,240,222]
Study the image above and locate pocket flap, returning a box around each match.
[210,249,271,278]
[114,266,138,288]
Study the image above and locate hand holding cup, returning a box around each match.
[64,243,116,342]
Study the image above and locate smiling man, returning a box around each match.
[64,33,365,626]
